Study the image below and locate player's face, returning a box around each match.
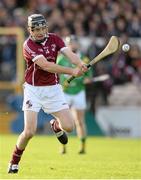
[29,26,48,42]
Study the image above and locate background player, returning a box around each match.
[8,14,88,173]
[57,35,92,154]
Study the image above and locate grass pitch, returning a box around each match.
[0,135,141,179]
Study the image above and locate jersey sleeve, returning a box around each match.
[23,40,42,62]
[54,34,66,51]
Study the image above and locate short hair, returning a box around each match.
[28,14,48,29]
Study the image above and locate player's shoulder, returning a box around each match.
[48,33,59,37]
[23,37,37,53]
[23,37,33,48]
[48,33,62,40]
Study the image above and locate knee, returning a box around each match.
[22,130,36,139]
[63,122,74,133]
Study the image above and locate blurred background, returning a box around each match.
[0,0,141,138]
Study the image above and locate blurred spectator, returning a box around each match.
[0,0,141,38]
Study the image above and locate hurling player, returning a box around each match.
[8,14,88,173]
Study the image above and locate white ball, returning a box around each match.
[122,43,130,52]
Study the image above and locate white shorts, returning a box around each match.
[64,90,86,110]
[22,83,69,113]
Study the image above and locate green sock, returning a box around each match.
[80,137,86,143]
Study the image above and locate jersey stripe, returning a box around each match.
[60,47,69,52]
[32,63,36,86]
[24,40,35,54]
[54,73,58,84]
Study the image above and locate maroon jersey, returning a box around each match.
[23,33,66,86]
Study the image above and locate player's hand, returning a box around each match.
[71,67,81,77]
[72,65,87,77]
[78,62,89,73]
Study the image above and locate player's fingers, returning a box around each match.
[81,64,88,73]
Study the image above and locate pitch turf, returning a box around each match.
[0,135,141,179]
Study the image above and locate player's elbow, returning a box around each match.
[35,57,54,72]
[40,62,53,72]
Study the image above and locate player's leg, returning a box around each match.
[50,108,75,145]
[8,110,38,173]
[73,109,87,154]
[61,144,66,154]
[42,84,74,145]
[17,110,38,149]
[57,93,73,154]
[72,91,87,154]
[52,108,74,132]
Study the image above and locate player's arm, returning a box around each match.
[33,55,83,77]
[61,47,88,72]
[82,56,93,84]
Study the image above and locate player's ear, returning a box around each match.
[27,27,31,33]
[27,27,30,32]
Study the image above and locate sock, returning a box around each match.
[80,137,86,143]
[80,137,86,152]
[10,145,25,165]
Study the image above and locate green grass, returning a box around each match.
[0,135,141,179]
